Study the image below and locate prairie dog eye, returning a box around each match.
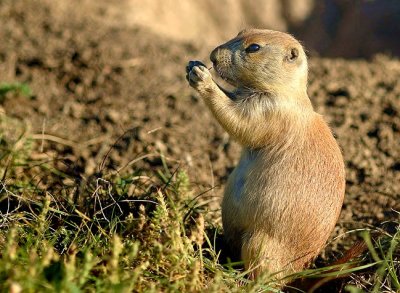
[245,44,261,53]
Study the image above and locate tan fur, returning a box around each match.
[186,29,345,282]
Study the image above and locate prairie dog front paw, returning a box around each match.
[186,60,214,91]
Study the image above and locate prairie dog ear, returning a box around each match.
[286,47,299,63]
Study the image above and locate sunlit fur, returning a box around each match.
[187,29,345,283]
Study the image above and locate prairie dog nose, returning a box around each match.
[210,48,219,65]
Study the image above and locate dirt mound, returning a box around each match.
[123,0,312,45]
[0,0,399,256]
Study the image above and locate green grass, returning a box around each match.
[0,112,399,292]
[0,82,32,102]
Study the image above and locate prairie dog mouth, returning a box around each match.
[212,65,238,87]
[209,66,237,92]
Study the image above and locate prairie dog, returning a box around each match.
[186,29,345,281]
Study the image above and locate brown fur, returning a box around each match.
[186,29,345,283]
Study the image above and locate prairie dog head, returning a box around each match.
[210,29,308,96]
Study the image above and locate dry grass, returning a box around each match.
[0,88,399,292]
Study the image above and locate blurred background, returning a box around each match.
[126,0,400,58]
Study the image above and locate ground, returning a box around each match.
[0,0,399,291]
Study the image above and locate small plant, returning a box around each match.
[0,82,32,102]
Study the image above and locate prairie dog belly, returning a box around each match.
[231,149,258,202]
[222,136,344,236]
[221,148,261,248]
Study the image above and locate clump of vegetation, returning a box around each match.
[0,112,398,292]
[0,114,277,292]
[0,82,32,102]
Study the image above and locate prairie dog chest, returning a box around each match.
[230,149,259,201]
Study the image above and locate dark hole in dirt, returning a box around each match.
[332,113,345,127]
[61,158,85,176]
[383,104,398,117]
[391,161,400,171]
[113,66,123,74]
[377,81,395,91]
[367,127,379,138]
[359,112,369,122]
[145,156,163,167]
[166,95,176,109]
[328,88,350,98]
[356,168,366,183]
[209,152,219,162]
[326,93,349,107]
[82,115,101,125]
[24,57,43,67]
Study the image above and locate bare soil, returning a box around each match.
[1,0,399,262]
